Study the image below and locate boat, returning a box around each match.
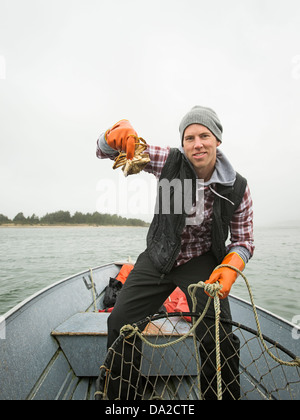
[0,262,299,400]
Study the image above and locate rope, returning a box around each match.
[188,280,223,400]
[217,264,300,369]
[117,265,300,401]
[120,281,223,400]
[89,268,98,313]
[120,291,213,349]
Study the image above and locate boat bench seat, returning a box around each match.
[52,312,110,377]
[52,312,197,377]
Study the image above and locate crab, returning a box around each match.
[112,137,150,177]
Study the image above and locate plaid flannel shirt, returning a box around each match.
[96,140,254,266]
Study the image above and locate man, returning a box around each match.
[96,106,254,400]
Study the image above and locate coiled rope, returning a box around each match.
[120,264,300,401]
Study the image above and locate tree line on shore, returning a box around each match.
[0,211,148,227]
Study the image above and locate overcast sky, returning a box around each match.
[0,0,299,227]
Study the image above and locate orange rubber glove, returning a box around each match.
[205,252,245,299]
[105,120,137,160]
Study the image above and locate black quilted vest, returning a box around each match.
[146,148,247,274]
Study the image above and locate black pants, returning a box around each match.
[106,250,240,400]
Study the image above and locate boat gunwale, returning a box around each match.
[2,263,299,334]
[230,294,300,332]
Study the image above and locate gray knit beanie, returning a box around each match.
[179,106,223,144]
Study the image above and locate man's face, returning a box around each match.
[182,124,221,181]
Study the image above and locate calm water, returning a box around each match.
[0,225,299,323]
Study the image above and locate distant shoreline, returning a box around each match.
[0,224,148,229]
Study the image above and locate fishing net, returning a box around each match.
[95,311,300,401]
[95,267,300,401]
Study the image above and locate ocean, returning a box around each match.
[0,225,299,324]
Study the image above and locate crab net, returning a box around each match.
[95,312,300,401]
